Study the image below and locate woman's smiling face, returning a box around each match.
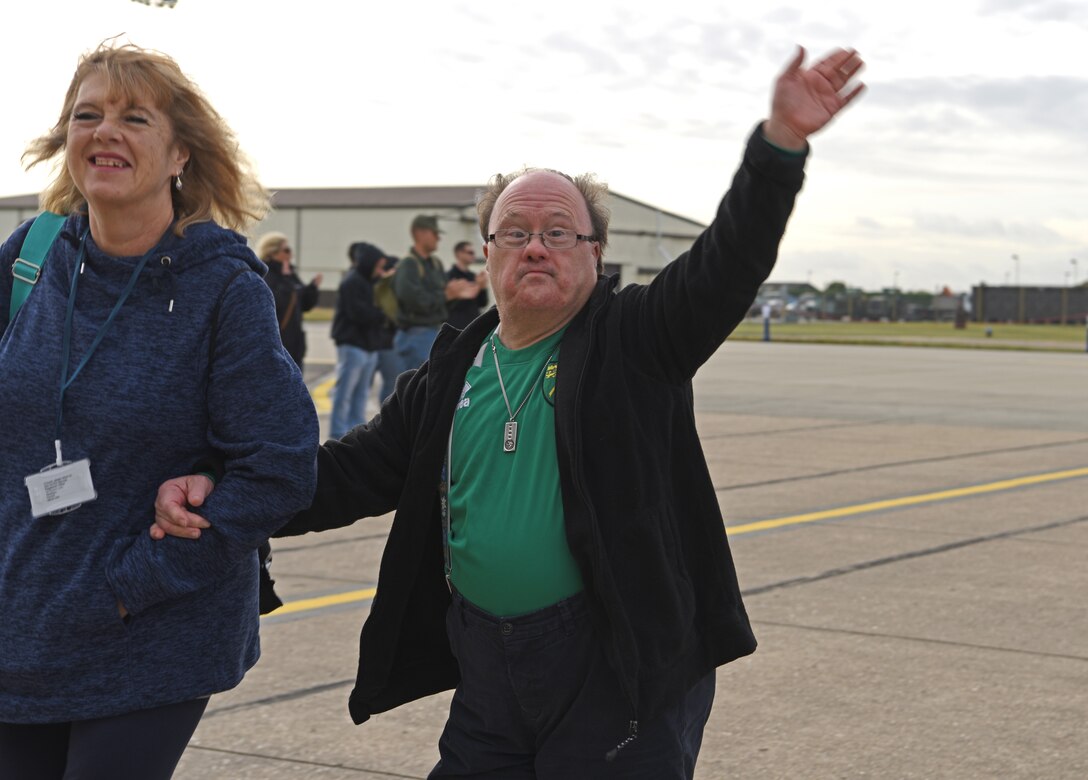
[65,71,188,218]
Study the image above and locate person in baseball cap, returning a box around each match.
[392,214,459,371]
[410,214,443,234]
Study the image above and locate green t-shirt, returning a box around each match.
[447,328,584,616]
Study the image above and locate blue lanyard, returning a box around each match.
[56,230,156,438]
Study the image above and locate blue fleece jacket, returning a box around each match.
[0,214,318,723]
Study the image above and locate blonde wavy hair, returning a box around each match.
[254,232,289,262]
[23,41,269,235]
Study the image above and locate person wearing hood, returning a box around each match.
[371,254,402,405]
[330,242,394,438]
[255,231,323,370]
[0,41,318,778]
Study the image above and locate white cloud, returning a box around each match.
[0,0,1085,292]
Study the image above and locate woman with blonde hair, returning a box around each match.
[0,41,318,778]
[254,230,323,369]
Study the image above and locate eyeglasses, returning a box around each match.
[281,246,293,255]
[488,228,596,250]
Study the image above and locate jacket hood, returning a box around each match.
[62,214,266,278]
[349,242,388,280]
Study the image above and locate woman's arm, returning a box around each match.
[110,270,320,615]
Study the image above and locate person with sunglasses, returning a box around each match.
[445,240,490,330]
[255,232,323,370]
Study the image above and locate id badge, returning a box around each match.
[24,457,97,518]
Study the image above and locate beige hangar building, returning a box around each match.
[0,186,704,304]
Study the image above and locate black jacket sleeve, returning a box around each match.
[620,125,807,383]
[300,279,321,312]
[275,368,418,537]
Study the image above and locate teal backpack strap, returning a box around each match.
[10,211,66,320]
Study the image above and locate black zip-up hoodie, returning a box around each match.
[331,251,392,352]
[277,126,807,743]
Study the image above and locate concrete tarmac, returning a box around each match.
[175,331,1088,779]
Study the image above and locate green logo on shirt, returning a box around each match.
[542,361,558,406]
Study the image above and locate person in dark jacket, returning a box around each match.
[371,254,401,404]
[0,41,318,779]
[445,240,489,329]
[155,46,864,779]
[330,242,395,438]
[256,231,322,369]
[392,214,448,371]
[392,216,480,372]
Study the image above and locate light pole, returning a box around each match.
[1011,254,1023,323]
[892,269,899,321]
[1062,271,1070,325]
[1072,258,1079,286]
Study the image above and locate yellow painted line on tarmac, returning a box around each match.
[264,586,377,617]
[727,466,1088,536]
[311,377,334,414]
[264,466,1088,618]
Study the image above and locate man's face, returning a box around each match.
[484,171,600,323]
[414,228,439,255]
[455,245,476,268]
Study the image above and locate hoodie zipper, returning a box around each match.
[563,289,642,760]
[605,719,639,762]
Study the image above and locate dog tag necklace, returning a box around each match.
[490,333,556,453]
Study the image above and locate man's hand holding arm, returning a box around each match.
[153,368,417,542]
[151,475,214,540]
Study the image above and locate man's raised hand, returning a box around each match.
[763,46,865,151]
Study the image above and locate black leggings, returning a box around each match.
[0,697,208,780]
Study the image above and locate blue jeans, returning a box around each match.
[431,590,715,779]
[330,344,380,439]
[394,325,439,373]
[375,347,400,405]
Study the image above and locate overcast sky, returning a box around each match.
[1,0,1084,292]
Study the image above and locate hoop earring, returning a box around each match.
[175,171,183,191]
